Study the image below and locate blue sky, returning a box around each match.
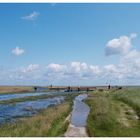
[0,3,140,86]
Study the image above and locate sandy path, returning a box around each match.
[64,123,88,137]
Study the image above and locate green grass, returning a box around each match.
[113,88,140,117]
[86,88,140,137]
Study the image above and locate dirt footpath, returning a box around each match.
[64,123,88,137]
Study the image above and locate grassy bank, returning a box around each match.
[113,88,140,117]
[86,88,140,137]
[0,100,72,137]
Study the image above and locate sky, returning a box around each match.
[0,3,140,86]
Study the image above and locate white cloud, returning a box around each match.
[47,63,66,73]
[2,31,140,85]
[89,65,101,75]
[104,64,117,73]
[104,33,140,82]
[105,33,137,56]
[123,49,140,60]
[103,47,140,82]
[120,50,140,74]
[130,33,137,39]
[1,58,140,85]
[8,64,41,82]
[12,47,25,56]
[21,64,39,73]
[103,64,125,81]
[21,11,40,21]
[70,62,88,73]
[45,62,102,83]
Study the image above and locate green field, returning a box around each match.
[86,88,140,137]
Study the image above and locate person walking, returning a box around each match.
[108,84,111,90]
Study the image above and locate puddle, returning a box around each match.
[0,91,65,101]
[71,94,90,127]
[0,96,65,125]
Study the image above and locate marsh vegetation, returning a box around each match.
[86,88,140,137]
[0,101,72,136]
[0,90,79,137]
[0,86,140,137]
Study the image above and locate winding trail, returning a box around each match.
[64,94,90,137]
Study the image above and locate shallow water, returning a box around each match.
[0,91,64,101]
[35,87,48,92]
[71,94,90,127]
[0,96,65,124]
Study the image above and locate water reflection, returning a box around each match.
[0,91,64,101]
[71,94,90,127]
[0,96,65,124]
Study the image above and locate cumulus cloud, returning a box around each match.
[47,63,67,73]
[104,64,117,73]
[21,64,39,73]
[89,65,101,75]
[121,50,140,74]
[21,11,40,21]
[12,47,25,56]
[123,49,140,60]
[105,33,137,56]
[103,31,139,83]
[45,62,101,80]
[130,33,137,39]
[45,62,102,82]
[2,31,140,85]
[104,33,140,82]
[8,64,41,82]
[103,48,140,82]
[1,58,140,85]
[70,62,88,73]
